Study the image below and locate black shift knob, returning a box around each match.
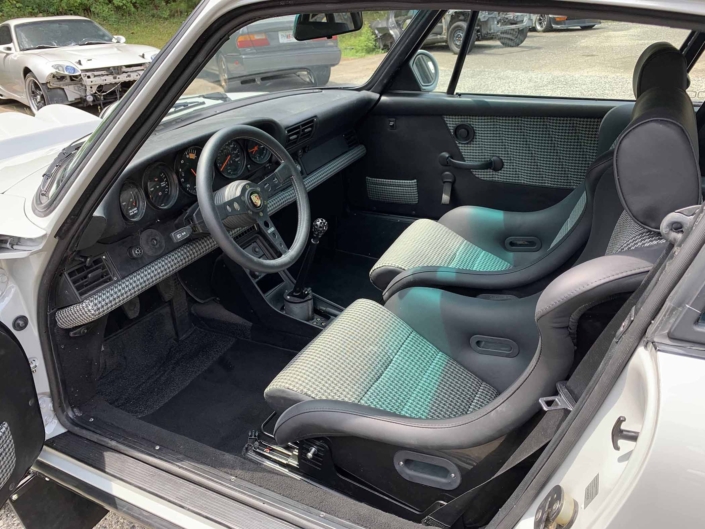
[311,218,328,241]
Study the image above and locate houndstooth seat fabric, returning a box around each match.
[265,299,498,419]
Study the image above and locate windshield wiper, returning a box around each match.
[24,44,58,50]
[167,100,206,115]
[78,40,112,46]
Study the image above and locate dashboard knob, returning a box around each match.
[129,246,144,259]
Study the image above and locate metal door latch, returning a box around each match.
[611,416,639,451]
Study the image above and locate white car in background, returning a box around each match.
[0,16,158,113]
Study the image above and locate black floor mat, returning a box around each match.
[141,340,293,453]
[99,305,236,417]
[308,249,382,307]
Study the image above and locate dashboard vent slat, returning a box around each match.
[343,130,359,149]
[285,118,316,147]
[66,256,115,298]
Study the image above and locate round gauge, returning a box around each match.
[215,140,246,179]
[246,140,271,165]
[176,146,201,195]
[119,182,146,222]
[143,164,178,209]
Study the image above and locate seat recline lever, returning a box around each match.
[438,152,504,172]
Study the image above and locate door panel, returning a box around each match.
[347,93,621,220]
[0,325,44,505]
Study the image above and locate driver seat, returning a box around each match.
[264,81,701,451]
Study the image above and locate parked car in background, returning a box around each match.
[0,16,159,113]
[371,10,532,54]
[201,15,342,91]
[532,14,601,32]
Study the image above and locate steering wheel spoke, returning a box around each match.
[256,210,288,255]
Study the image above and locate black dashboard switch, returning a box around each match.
[128,246,144,259]
[170,226,193,243]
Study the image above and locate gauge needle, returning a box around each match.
[249,145,258,154]
[220,155,231,172]
[191,168,197,177]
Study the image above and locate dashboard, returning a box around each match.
[56,89,376,313]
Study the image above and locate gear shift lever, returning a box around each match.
[284,218,328,321]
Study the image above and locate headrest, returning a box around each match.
[614,86,701,231]
[633,42,689,98]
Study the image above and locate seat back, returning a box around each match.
[536,79,701,399]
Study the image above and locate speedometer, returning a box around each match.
[176,146,201,195]
[144,164,178,210]
[215,140,245,179]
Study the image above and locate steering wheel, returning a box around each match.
[197,125,310,273]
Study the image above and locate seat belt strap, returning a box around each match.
[423,245,672,528]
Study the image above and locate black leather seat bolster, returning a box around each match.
[273,246,664,449]
[381,153,614,301]
[535,245,664,373]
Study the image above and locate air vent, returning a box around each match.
[66,255,115,298]
[285,118,316,147]
[343,130,359,149]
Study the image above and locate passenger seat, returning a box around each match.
[369,42,690,294]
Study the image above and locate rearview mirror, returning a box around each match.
[294,12,363,41]
[113,35,126,44]
[0,44,14,53]
[410,50,440,92]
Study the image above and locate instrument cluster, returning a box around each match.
[119,138,273,223]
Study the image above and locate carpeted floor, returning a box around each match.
[309,249,382,307]
[99,305,237,416]
[141,340,293,453]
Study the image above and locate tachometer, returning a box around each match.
[215,140,245,178]
[246,140,271,165]
[176,146,201,195]
[119,182,146,222]
[144,164,178,209]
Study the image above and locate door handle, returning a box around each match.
[438,152,504,172]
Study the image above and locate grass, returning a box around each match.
[98,16,185,48]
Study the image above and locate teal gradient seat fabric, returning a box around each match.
[368,183,593,292]
[264,299,498,419]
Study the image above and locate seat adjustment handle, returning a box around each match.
[438,152,504,172]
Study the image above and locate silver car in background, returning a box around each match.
[0,16,159,113]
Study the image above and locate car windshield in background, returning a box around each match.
[168,11,420,121]
[15,19,114,51]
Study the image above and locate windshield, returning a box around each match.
[166,11,418,121]
[15,19,113,51]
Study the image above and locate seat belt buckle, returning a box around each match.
[539,381,576,412]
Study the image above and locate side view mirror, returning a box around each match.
[410,50,440,92]
[112,35,126,44]
[293,12,363,41]
[0,44,15,53]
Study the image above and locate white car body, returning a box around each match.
[0,16,158,111]
[2,1,705,529]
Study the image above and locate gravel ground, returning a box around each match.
[1,502,147,529]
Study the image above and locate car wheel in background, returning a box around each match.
[580,25,597,30]
[25,73,48,114]
[217,54,230,92]
[447,21,475,55]
[310,66,331,87]
[498,27,529,47]
[535,14,553,32]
